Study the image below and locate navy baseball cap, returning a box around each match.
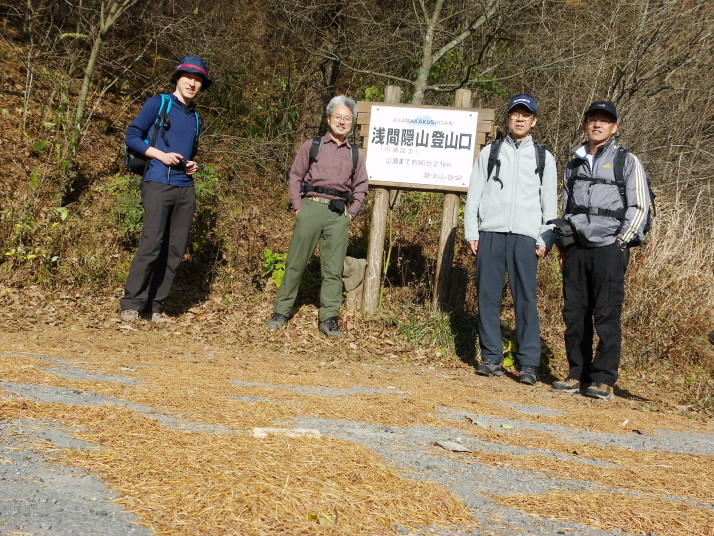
[584,101,617,121]
[507,94,538,114]
[172,55,213,90]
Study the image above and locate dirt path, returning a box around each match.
[1,322,712,536]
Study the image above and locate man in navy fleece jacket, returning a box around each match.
[120,55,212,323]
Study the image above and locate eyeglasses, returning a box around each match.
[330,114,353,124]
[509,111,535,119]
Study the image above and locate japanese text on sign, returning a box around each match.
[366,106,478,190]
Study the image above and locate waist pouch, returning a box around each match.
[547,218,577,248]
[329,199,346,215]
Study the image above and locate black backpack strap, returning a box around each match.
[300,136,323,197]
[486,139,503,189]
[564,159,584,215]
[613,147,628,204]
[534,142,546,184]
[566,149,630,223]
[191,110,201,159]
[350,143,358,181]
[569,206,626,219]
[308,136,322,169]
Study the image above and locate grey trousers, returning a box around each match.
[120,181,195,314]
[476,232,541,366]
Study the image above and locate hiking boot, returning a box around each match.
[120,309,139,322]
[584,382,614,400]
[519,365,538,385]
[150,312,173,324]
[266,313,288,330]
[476,360,504,377]
[319,317,345,338]
[552,377,581,393]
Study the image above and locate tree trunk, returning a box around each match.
[411,0,445,105]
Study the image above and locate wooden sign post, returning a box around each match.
[433,89,472,308]
[361,86,401,314]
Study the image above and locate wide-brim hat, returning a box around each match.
[172,55,213,90]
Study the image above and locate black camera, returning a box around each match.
[547,218,577,248]
[174,158,188,171]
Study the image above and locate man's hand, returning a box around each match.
[536,245,548,258]
[146,147,184,167]
[185,160,198,175]
[468,240,479,256]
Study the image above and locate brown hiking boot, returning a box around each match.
[552,377,580,393]
[584,382,614,400]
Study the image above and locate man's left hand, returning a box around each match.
[536,245,548,258]
[185,160,198,175]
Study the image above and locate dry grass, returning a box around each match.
[492,492,714,536]
[2,328,714,535]
[465,439,713,505]
[1,397,473,536]
[623,189,714,369]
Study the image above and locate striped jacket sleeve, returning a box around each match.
[619,152,650,244]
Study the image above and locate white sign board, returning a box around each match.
[366,105,478,191]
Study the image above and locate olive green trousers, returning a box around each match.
[273,198,349,321]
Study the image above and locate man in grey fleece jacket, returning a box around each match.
[464,94,557,385]
[552,101,651,400]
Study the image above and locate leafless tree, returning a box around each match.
[72,0,140,151]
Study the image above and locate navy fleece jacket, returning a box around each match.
[125,94,200,187]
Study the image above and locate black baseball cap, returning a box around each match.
[584,101,617,121]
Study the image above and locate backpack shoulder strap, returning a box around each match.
[486,139,502,181]
[194,111,201,137]
[157,94,171,125]
[308,136,322,167]
[534,142,546,184]
[613,147,628,202]
[350,143,358,182]
[302,136,323,183]
[564,158,583,215]
[149,94,172,147]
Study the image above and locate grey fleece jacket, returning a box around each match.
[563,137,650,247]
[464,135,557,248]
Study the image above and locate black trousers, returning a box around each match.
[120,181,196,314]
[561,243,629,386]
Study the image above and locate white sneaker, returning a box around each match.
[150,312,173,324]
[120,309,139,322]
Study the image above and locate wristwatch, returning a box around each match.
[617,239,627,250]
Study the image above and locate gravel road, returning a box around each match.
[1,347,712,535]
